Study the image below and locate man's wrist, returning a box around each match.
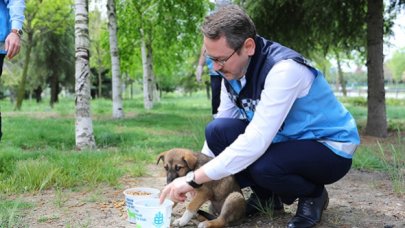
[11,29,23,38]
[185,171,202,188]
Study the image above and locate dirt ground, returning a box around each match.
[12,160,404,228]
[6,135,403,228]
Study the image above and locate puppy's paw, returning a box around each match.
[197,221,209,228]
[172,210,194,227]
[172,218,183,227]
[172,218,189,227]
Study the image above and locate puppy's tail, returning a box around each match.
[197,209,217,220]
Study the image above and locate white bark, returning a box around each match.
[107,0,124,119]
[140,28,155,110]
[74,0,96,150]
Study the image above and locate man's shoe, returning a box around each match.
[245,192,284,216]
[287,188,329,228]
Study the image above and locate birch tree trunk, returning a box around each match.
[140,28,155,110]
[107,0,124,119]
[365,0,387,137]
[74,0,96,149]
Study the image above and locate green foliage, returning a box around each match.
[236,0,403,71]
[89,8,111,95]
[386,48,405,82]
[30,0,74,36]
[1,0,75,107]
[179,75,200,95]
[116,0,210,90]
[344,70,368,86]
[237,0,367,59]
[0,55,24,89]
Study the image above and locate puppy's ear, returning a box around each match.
[182,151,198,170]
[156,152,166,165]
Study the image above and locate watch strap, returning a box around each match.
[11,29,23,37]
[187,179,202,188]
[186,171,202,188]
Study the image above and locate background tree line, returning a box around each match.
[0,0,404,149]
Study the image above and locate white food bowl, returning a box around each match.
[123,187,160,224]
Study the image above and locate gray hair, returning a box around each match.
[201,4,256,50]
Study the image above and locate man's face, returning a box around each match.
[203,36,254,81]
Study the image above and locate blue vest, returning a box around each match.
[224,36,360,158]
[205,57,220,76]
[224,36,311,120]
[1,0,10,53]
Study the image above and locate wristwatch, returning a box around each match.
[11,29,23,38]
[185,171,202,188]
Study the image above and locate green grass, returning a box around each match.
[0,91,404,225]
[0,196,32,227]
[0,92,212,226]
[352,130,405,194]
[0,92,211,195]
[340,96,405,132]
[339,97,405,194]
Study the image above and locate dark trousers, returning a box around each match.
[0,54,4,76]
[210,76,222,115]
[205,118,352,204]
[0,54,5,141]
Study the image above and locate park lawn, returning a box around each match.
[0,92,211,193]
[0,92,404,226]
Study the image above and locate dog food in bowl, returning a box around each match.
[123,187,160,224]
[125,189,154,196]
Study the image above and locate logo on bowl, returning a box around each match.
[153,211,164,227]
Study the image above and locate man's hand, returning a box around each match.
[159,176,194,204]
[5,32,21,60]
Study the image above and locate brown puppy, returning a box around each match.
[157,148,246,228]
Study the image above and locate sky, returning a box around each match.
[385,12,405,59]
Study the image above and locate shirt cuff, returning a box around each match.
[11,22,23,30]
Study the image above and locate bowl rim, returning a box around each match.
[123,187,160,196]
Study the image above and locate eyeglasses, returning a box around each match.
[204,46,241,67]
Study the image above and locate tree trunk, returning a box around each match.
[365,0,387,137]
[50,71,59,108]
[335,51,347,96]
[34,86,42,103]
[107,0,124,119]
[15,32,33,110]
[74,0,96,150]
[97,62,102,98]
[140,28,155,110]
[205,80,211,99]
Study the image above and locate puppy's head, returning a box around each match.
[156,148,198,184]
